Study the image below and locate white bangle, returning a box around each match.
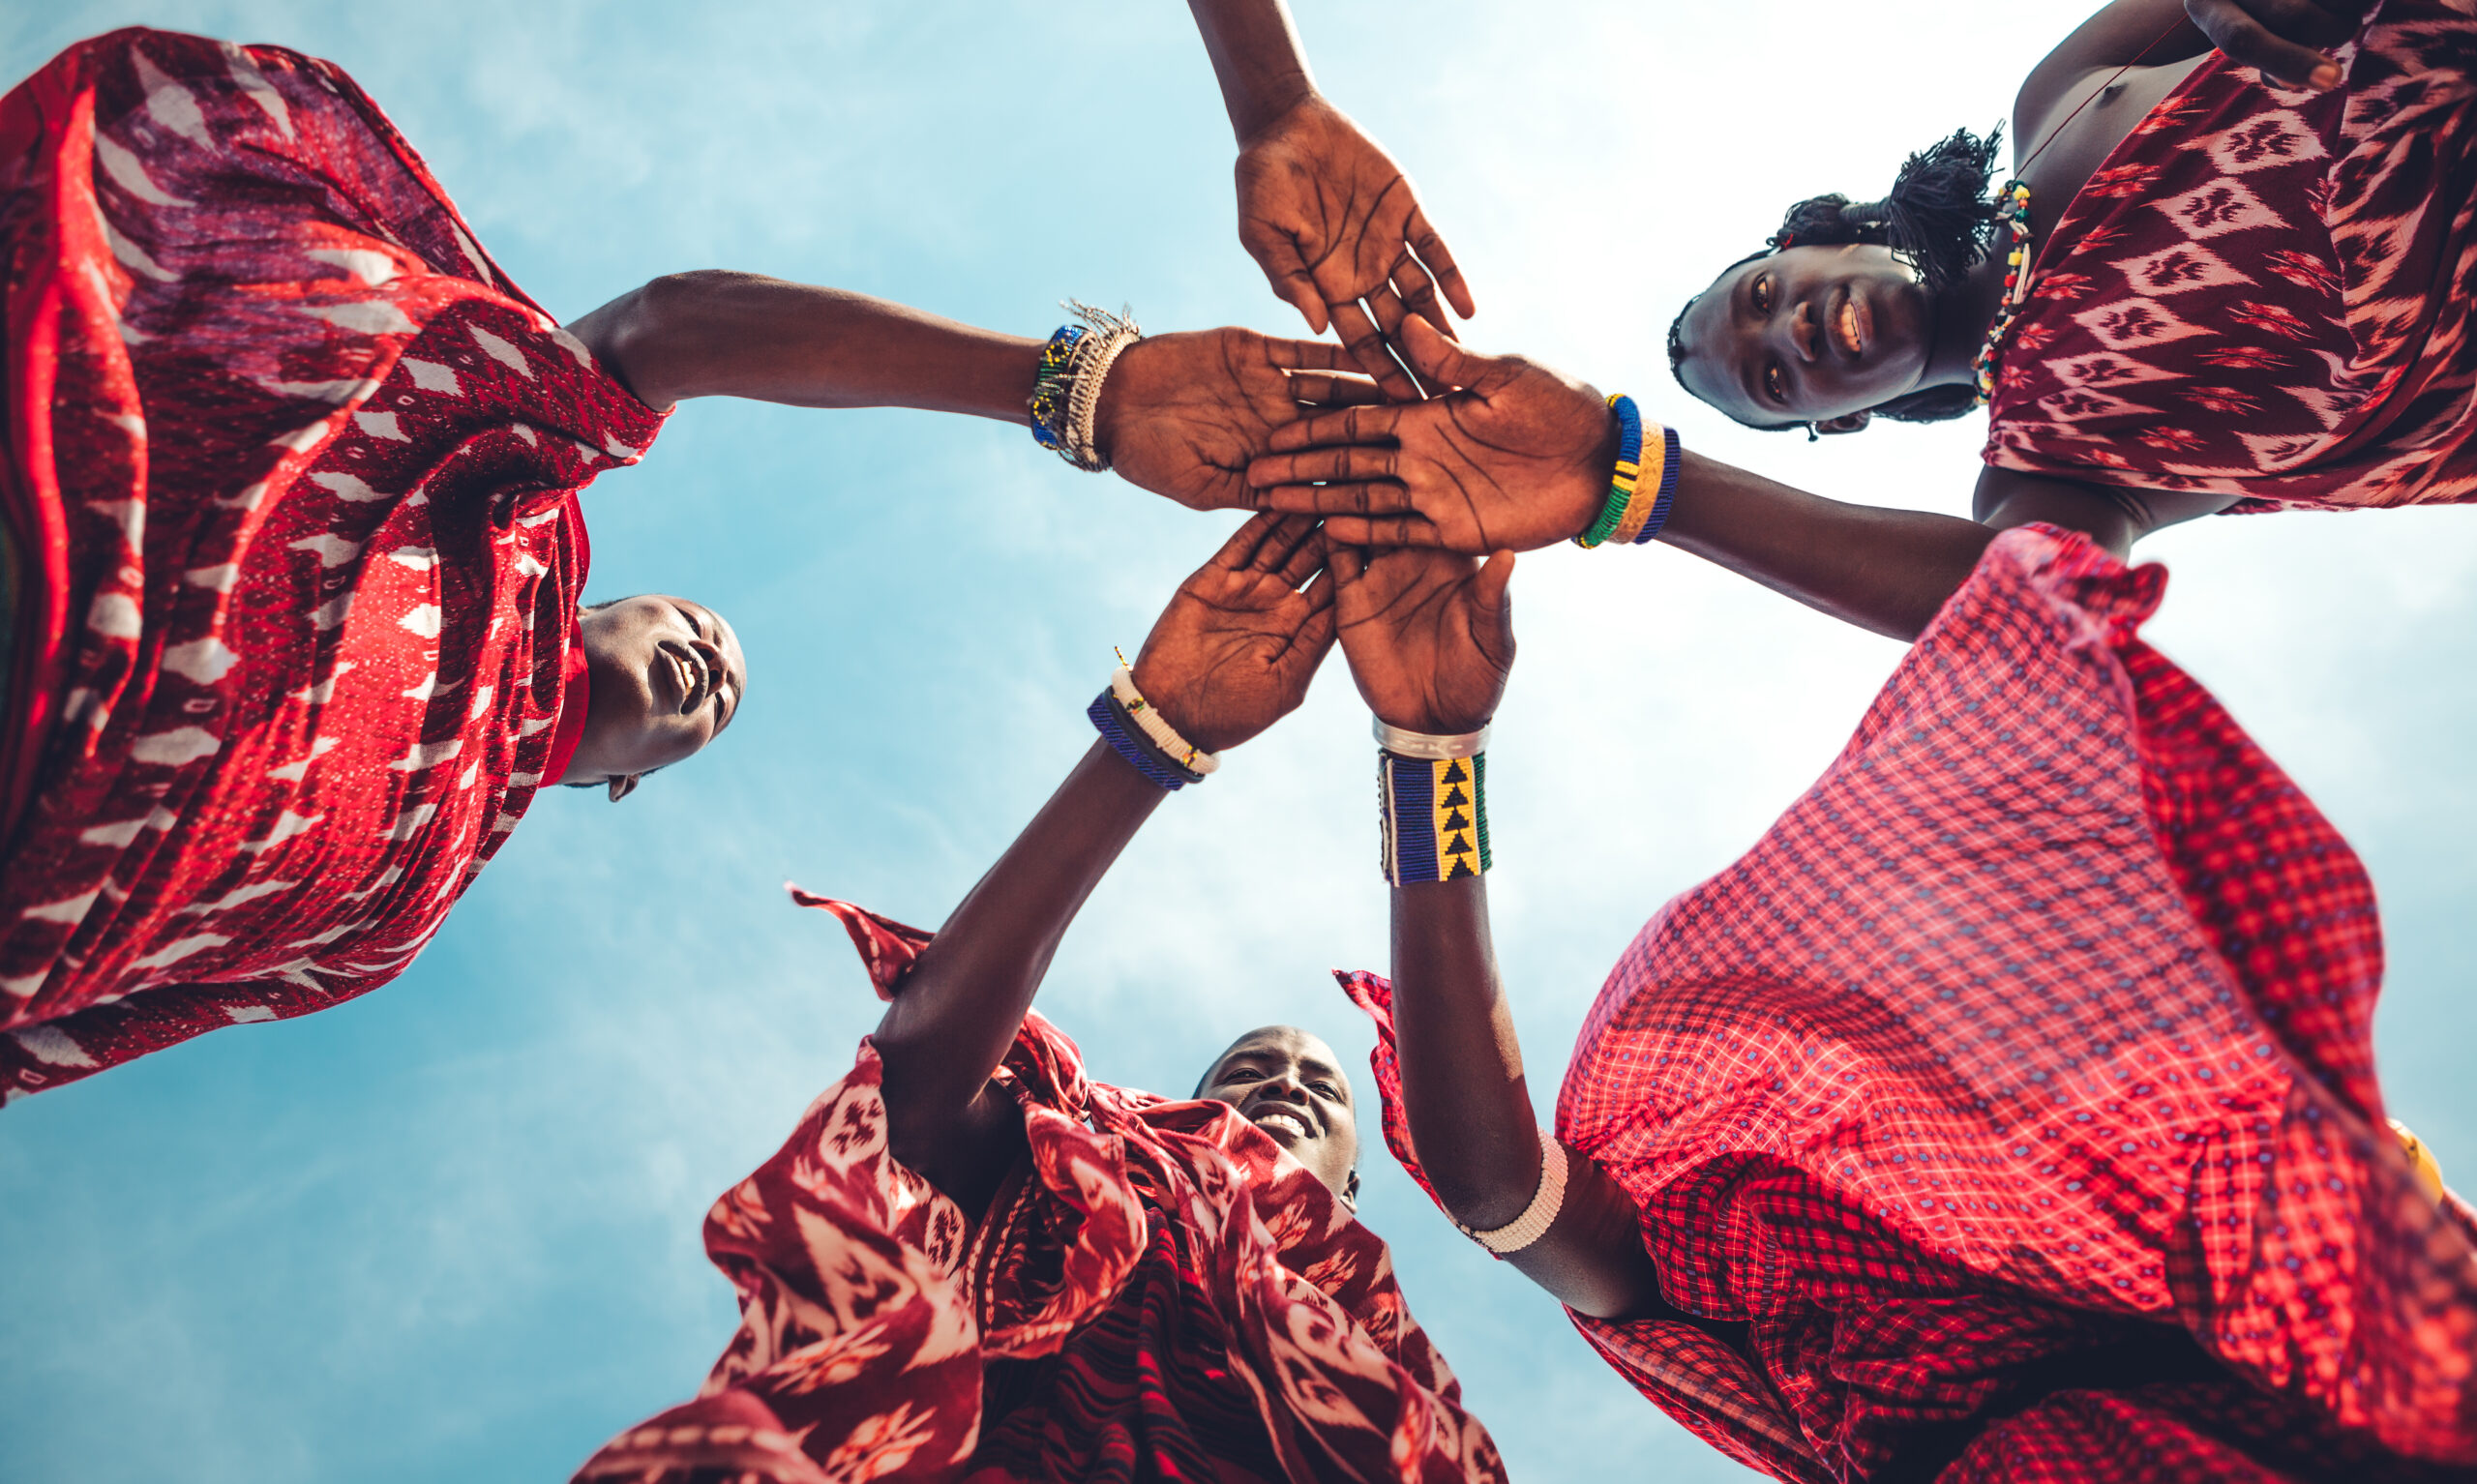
[1062,302,1141,472]
[1111,664,1219,775]
[1457,1131,1567,1256]
[1373,716,1490,760]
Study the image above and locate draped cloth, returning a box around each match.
[1345,527,2477,1482]
[574,895,1507,1484]
[0,30,661,1099]
[1981,0,2477,512]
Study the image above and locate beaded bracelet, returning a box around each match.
[1572,397,1682,549]
[1378,726,1490,886]
[1027,302,1143,472]
[1455,1132,1567,1256]
[1111,662,1220,777]
[1089,659,1216,790]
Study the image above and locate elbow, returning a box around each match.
[577,271,737,410]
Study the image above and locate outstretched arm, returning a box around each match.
[870,514,1336,1211]
[1186,0,1473,400]
[1251,316,2228,641]
[1332,545,1663,1320]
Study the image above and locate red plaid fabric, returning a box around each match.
[0,31,661,1099]
[575,895,1507,1484]
[1346,527,2477,1481]
[1982,0,2477,513]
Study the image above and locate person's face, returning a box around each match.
[1197,1025,1359,1204]
[564,595,746,790]
[1675,244,1934,427]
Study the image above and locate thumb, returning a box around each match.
[1473,549,1517,655]
[1397,312,1481,390]
[1244,223,1328,336]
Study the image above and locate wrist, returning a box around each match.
[1234,80,1323,148]
[1572,396,1678,549]
[1377,719,1491,887]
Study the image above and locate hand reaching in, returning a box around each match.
[1246,316,1617,553]
[1130,513,1337,753]
[1236,94,1474,401]
[1099,329,1382,513]
[1330,543,1514,735]
[2185,0,2375,90]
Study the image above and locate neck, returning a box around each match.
[1918,252,2012,390]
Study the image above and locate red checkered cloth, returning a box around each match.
[1982,0,2477,513]
[0,31,661,1099]
[573,895,1508,1484]
[1343,526,2477,1481]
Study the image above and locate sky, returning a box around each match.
[2,3,2473,1481]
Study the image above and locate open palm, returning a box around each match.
[1245,317,1615,553]
[1101,329,1381,513]
[1131,514,1337,754]
[1330,544,1514,736]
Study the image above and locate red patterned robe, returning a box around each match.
[575,896,1506,1484]
[1982,0,2477,512]
[0,31,662,1099]
[1347,527,2477,1482]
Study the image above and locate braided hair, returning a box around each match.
[1668,126,2005,430]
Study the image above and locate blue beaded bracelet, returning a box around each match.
[1631,426,1683,545]
[1029,324,1087,454]
[1089,690,1202,790]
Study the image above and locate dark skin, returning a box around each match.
[1196,1025,1361,1205]
[1187,0,1475,400]
[561,595,747,799]
[1327,542,1664,1321]
[1241,0,2378,638]
[869,514,1340,1215]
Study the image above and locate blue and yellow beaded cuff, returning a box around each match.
[1379,752,1490,885]
[1573,396,1680,549]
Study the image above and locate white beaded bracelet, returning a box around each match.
[1111,664,1219,775]
[1063,302,1142,472]
[1374,717,1490,760]
[1456,1131,1567,1256]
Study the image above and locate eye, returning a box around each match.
[1765,363,1787,402]
[1752,274,1775,314]
[672,602,704,638]
[1310,1081,1339,1098]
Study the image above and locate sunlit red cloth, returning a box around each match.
[0,30,661,1100]
[1981,0,2477,513]
[574,894,1506,1484]
[1345,526,2477,1482]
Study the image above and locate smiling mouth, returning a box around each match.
[1832,289,1868,359]
[663,643,710,713]
[1251,1108,1315,1142]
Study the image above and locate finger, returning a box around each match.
[1261,401,1408,456]
[1252,481,1416,517]
[1244,223,1328,335]
[1256,513,1326,579]
[1252,446,1402,486]
[1329,299,1422,402]
[1394,313,1482,391]
[1362,286,1437,400]
[1327,541,1367,587]
[1406,206,1476,320]
[1322,514,1448,549]
[2186,0,2344,85]
[1276,526,1329,589]
[1263,337,1361,374]
[1386,254,1459,344]
[1473,549,1518,667]
[1209,510,1292,572]
[1288,371,1388,407]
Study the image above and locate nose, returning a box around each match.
[1781,300,1820,364]
[1256,1071,1310,1106]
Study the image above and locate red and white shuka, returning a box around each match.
[0,30,663,1100]
[574,896,1507,1484]
[1350,527,2477,1482]
[1982,0,2477,512]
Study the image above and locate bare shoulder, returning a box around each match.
[2014,0,2211,153]
[1974,464,2238,551]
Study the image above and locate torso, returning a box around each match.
[2014,54,2209,214]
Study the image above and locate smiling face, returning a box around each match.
[1674,243,1936,427]
[560,594,747,791]
[1196,1025,1359,1205]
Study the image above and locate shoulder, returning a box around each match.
[2013,0,2209,159]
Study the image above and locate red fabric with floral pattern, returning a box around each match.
[1345,527,2477,1481]
[0,30,662,1100]
[1981,0,2477,513]
[574,894,1507,1484]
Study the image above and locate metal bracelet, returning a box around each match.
[1373,716,1490,760]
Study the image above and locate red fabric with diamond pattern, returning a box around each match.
[0,30,664,1099]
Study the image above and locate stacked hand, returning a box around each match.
[1245,316,1617,553]
[2185,0,2376,90]
[1100,330,1382,513]
[1129,513,1337,754]
[1236,95,1475,401]
[1331,544,1515,737]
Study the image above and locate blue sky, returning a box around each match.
[3,3,2472,1480]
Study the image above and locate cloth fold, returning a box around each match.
[1982,0,2477,512]
[1345,526,2476,1481]
[575,891,1507,1484]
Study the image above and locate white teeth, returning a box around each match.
[1839,300,1861,351]
[1255,1110,1312,1139]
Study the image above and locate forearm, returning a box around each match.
[874,741,1166,1192]
[1186,0,1318,141]
[1656,451,1995,642]
[567,270,1042,416]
